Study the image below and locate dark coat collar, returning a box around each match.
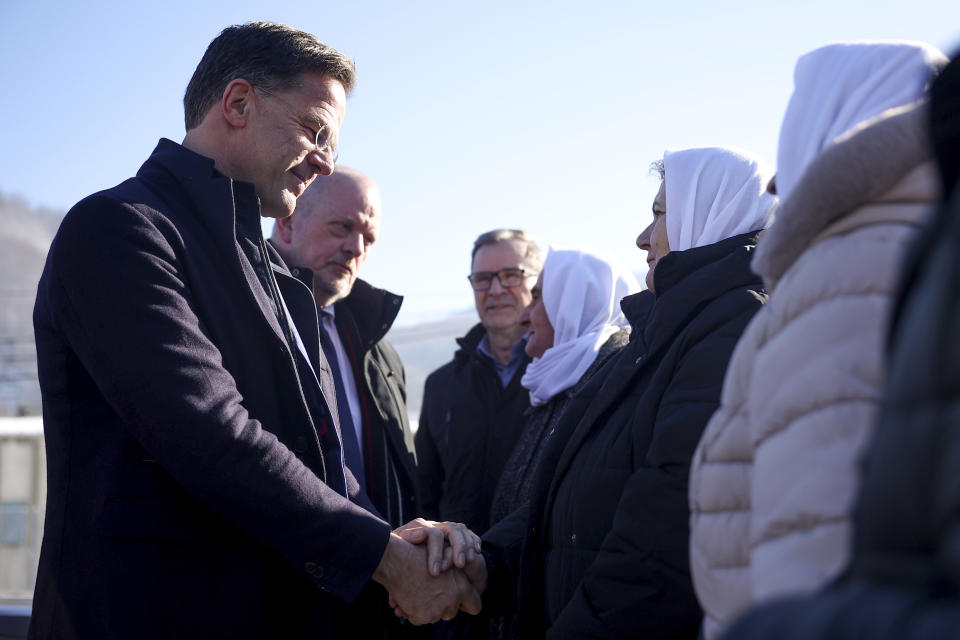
[135,139,299,362]
[621,230,764,357]
[334,279,403,350]
[136,138,263,238]
[271,242,403,353]
[456,323,490,355]
[454,323,530,378]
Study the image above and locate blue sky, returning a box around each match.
[1,1,957,325]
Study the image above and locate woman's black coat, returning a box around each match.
[484,231,766,639]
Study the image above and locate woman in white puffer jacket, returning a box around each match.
[687,41,948,639]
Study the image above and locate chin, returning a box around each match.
[485,309,517,323]
[316,280,352,305]
[280,192,298,215]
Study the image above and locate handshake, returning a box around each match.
[372,518,488,625]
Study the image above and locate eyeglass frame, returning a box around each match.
[253,85,340,167]
[466,267,539,292]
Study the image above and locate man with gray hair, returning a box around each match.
[415,229,541,639]
[31,22,479,640]
[416,229,543,535]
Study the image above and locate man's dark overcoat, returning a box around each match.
[282,270,423,640]
[29,139,391,640]
[415,324,531,535]
[286,272,419,529]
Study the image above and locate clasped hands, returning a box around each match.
[372,517,487,625]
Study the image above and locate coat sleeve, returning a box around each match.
[378,340,416,456]
[385,342,409,402]
[549,323,747,638]
[479,503,530,615]
[415,373,444,521]
[41,197,391,601]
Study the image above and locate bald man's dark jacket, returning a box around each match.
[283,268,419,528]
[281,268,422,639]
[30,139,391,640]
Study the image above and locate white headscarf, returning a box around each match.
[777,40,947,202]
[664,146,777,252]
[521,247,640,406]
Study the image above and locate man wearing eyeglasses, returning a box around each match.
[415,229,541,639]
[30,22,481,640]
[416,229,543,535]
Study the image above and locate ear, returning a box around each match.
[220,78,256,130]
[273,214,295,244]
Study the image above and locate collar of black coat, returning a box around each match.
[138,138,263,240]
[333,279,402,349]
[266,245,404,350]
[456,322,491,355]
[621,230,765,351]
[455,322,530,367]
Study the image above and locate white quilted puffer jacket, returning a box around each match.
[688,103,938,639]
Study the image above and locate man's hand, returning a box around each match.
[373,533,482,625]
[394,518,481,576]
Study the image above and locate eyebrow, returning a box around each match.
[304,106,337,132]
[303,112,326,130]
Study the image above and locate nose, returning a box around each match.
[307,150,335,177]
[488,275,507,294]
[343,233,364,258]
[636,220,654,250]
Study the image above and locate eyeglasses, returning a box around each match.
[255,86,340,167]
[467,268,538,292]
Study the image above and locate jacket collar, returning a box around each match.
[136,138,263,238]
[334,279,403,349]
[456,323,490,355]
[270,242,404,352]
[625,230,763,357]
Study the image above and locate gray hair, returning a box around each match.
[470,229,544,270]
[650,159,665,181]
[183,21,355,130]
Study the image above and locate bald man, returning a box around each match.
[271,168,423,638]
[271,167,417,528]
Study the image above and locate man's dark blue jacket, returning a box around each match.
[29,139,391,639]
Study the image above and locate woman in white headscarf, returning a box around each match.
[485,248,638,640]
[480,146,775,639]
[490,247,639,526]
[688,41,948,639]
